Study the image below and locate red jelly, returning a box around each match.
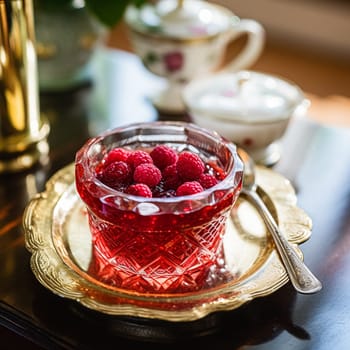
[75,122,243,294]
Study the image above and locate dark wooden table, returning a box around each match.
[1,48,350,350]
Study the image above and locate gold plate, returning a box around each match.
[23,163,312,322]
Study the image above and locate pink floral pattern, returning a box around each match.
[163,51,184,72]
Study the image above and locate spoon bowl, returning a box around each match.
[238,148,322,294]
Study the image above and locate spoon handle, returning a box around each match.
[242,188,322,294]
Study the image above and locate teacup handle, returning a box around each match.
[222,19,265,72]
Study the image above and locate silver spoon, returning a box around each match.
[238,148,322,294]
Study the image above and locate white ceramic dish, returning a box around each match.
[182,70,309,166]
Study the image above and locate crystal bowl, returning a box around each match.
[75,121,243,295]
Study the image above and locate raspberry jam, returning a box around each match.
[75,122,243,294]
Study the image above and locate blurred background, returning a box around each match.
[216,0,350,62]
[106,0,350,126]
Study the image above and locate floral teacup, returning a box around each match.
[125,0,265,114]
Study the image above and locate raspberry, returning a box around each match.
[198,173,218,189]
[162,163,177,178]
[176,151,205,181]
[133,163,162,187]
[162,164,181,190]
[104,147,131,167]
[150,145,178,170]
[94,145,225,199]
[176,181,204,196]
[127,150,153,169]
[98,161,131,189]
[126,184,153,198]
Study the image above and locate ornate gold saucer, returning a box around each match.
[23,163,312,322]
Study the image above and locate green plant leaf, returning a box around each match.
[34,0,73,11]
[34,0,148,28]
[84,0,146,28]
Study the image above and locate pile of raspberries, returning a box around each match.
[96,145,224,198]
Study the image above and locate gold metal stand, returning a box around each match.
[0,0,49,173]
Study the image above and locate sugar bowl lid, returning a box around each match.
[182,71,308,123]
[125,0,234,39]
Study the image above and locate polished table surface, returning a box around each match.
[1,48,350,350]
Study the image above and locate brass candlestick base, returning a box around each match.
[0,122,49,173]
[0,0,49,173]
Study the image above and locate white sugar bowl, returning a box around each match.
[182,70,309,166]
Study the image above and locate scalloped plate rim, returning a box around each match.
[23,163,312,322]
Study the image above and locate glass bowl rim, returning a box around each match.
[75,120,243,205]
